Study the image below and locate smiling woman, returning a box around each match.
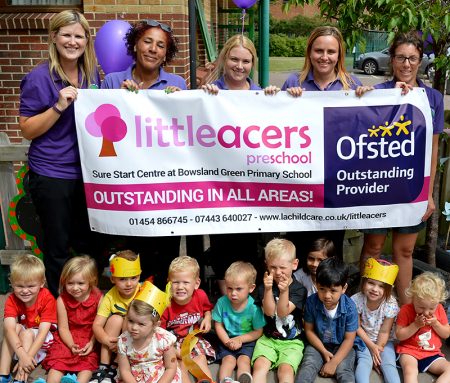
[18,10,100,297]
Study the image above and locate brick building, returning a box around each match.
[0,0,240,144]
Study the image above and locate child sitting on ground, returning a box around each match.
[161,255,215,383]
[0,254,57,383]
[352,258,400,383]
[296,257,358,383]
[252,238,307,383]
[396,272,450,383]
[91,251,142,383]
[213,261,265,383]
[43,256,103,383]
[293,238,335,297]
[117,281,181,383]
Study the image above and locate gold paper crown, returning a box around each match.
[134,281,171,317]
[363,258,399,286]
[109,254,142,278]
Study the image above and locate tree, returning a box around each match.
[284,0,450,264]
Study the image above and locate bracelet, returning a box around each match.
[52,104,63,115]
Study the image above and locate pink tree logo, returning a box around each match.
[85,104,127,157]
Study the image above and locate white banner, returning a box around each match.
[75,89,433,236]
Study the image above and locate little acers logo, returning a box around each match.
[85,104,128,157]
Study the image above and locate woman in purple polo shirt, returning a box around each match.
[356,31,444,305]
[18,10,100,297]
[101,20,187,287]
[202,35,279,294]
[281,26,362,261]
[101,19,186,92]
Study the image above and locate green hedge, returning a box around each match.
[269,14,328,37]
[269,34,308,57]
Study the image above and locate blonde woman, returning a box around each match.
[19,10,100,296]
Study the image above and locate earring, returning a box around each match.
[134,46,137,52]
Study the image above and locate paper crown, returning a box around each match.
[134,281,171,317]
[109,253,142,278]
[363,258,399,286]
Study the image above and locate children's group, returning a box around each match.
[1,237,450,383]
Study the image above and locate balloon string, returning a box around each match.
[241,9,246,35]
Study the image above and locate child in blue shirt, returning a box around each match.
[296,257,358,383]
[213,261,265,383]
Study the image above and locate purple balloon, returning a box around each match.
[95,20,133,74]
[232,0,257,9]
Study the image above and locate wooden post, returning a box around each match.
[0,132,29,252]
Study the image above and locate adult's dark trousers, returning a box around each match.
[29,171,92,297]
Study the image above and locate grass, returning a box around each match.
[269,56,355,72]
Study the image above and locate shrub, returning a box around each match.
[269,14,329,37]
[269,34,308,57]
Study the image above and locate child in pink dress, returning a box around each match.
[43,256,103,383]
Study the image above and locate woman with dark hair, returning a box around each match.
[281,26,362,260]
[356,31,444,305]
[101,19,186,91]
[19,10,100,297]
[101,20,187,287]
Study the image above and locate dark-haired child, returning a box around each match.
[293,238,335,297]
[296,257,358,383]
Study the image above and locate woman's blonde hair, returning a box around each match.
[300,26,355,90]
[406,272,448,303]
[48,10,97,87]
[218,34,258,75]
[59,255,98,294]
[10,254,45,285]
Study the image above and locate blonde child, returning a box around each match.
[396,272,450,383]
[293,238,335,296]
[252,239,307,383]
[117,282,181,383]
[92,250,142,383]
[213,262,265,383]
[43,256,103,383]
[161,255,215,383]
[351,258,400,383]
[0,254,57,383]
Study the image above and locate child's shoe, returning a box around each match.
[237,372,253,383]
[61,374,79,383]
[221,378,236,383]
[0,375,12,383]
[89,368,107,383]
[32,379,45,383]
[101,366,117,383]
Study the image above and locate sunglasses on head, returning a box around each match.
[143,19,172,33]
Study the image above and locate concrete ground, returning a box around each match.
[1,292,449,383]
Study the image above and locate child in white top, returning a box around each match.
[351,258,400,383]
[293,238,335,296]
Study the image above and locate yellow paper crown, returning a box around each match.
[363,258,399,286]
[134,281,171,317]
[109,254,142,278]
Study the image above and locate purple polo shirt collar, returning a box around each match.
[213,75,262,90]
[302,70,346,91]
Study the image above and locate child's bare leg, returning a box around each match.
[219,355,237,381]
[178,359,192,383]
[252,357,271,383]
[236,355,251,378]
[399,354,419,383]
[77,370,94,383]
[428,358,450,383]
[15,328,35,381]
[47,369,64,383]
[100,315,123,364]
[0,337,14,375]
[277,363,294,383]
[192,355,213,380]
